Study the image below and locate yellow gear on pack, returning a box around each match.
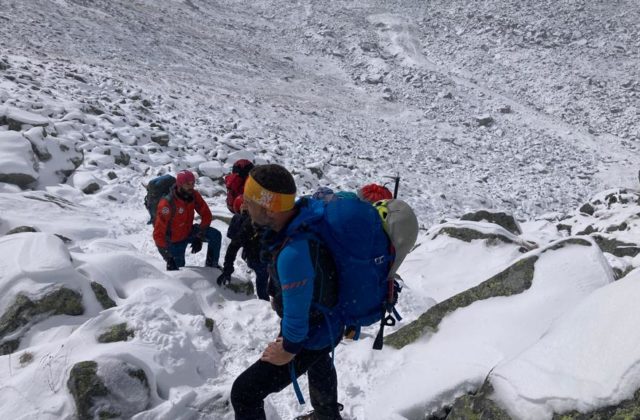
[373,199,390,232]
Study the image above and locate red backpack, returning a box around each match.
[225,159,254,213]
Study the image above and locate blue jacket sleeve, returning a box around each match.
[276,239,315,354]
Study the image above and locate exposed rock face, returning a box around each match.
[446,383,512,420]
[82,182,101,194]
[0,288,84,355]
[67,361,110,420]
[436,226,517,245]
[0,131,38,189]
[5,107,49,131]
[226,281,255,296]
[386,255,538,349]
[460,210,522,235]
[90,282,116,310]
[579,202,595,215]
[5,226,38,235]
[150,132,169,146]
[551,387,640,419]
[592,234,640,258]
[445,376,640,420]
[67,359,150,420]
[97,323,134,343]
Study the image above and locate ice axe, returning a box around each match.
[384,173,401,198]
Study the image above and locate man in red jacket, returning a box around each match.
[153,170,222,271]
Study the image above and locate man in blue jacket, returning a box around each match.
[230,164,344,420]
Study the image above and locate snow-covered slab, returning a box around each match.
[198,161,225,179]
[356,238,613,419]
[5,106,50,127]
[399,230,524,304]
[0,131,38,188]
[0,232,86,315]
[0,191,108,241]
[490,267,640,419]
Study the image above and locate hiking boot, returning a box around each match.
[294,403,343,420]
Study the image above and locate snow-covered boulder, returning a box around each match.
[67,358,150,419]
[452,268,640,420]
[364,236,613,418]
[23,126,52,161]
[71,170,105,194]
[431,219,536,251]
[198,161,225,179]
[0,131,38,188]
[460,210,522,235]
[4,107,49,131]
[0,233,85,354]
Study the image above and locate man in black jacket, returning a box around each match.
[216,195,269,301]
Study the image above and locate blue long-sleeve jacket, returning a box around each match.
[267,206,344,354]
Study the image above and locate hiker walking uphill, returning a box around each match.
[152,170,222,271]
[230,164,344,420]
[216,195,270,301]
[225,159,254,214]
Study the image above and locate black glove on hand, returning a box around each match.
[166,258,178,271]
[190,237,203,254]
[216,272,231,286]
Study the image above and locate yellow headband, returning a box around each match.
[243,175,295,212]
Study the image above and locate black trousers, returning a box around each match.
[231,347,342,420]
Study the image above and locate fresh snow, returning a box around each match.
[1,0,640,419]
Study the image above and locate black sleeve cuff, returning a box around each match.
[282,337,304,354]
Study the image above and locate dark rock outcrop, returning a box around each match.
[90,282,116,309]
[460,210,522,235]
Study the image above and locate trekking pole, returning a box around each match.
[384,174,401,198]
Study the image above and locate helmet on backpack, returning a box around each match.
[358,183,393,203]
[374,199,419,276]
[232,159,255,179]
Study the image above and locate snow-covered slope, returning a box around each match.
[1,0,640,419]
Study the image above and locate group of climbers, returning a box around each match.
[146,160,415,420]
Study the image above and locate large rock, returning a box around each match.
[67,359,150,420]
[0,288,84,355]
[198,161,225,179]
[386,255,538,349]
[71,171,104,194]
[5,107,49,131]
[150,132,169,146]
[431,220,534,252]
[97,323,134,343]
[0,131,38,188]
[460,210,522,235]
[23,126,52,161]
[90,282,116,309]
[591,234,640,258]
[446,382,512,420]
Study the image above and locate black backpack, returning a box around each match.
[144,174,176,224]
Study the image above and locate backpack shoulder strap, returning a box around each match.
[163,192,177,245]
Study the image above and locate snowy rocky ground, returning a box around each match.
[1,0,640,419]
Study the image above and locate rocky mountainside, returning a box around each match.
[1,0,639,223]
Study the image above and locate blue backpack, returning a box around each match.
[288,197,401,349]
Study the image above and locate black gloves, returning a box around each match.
[216,272,231,286]
[190,237,203,254]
